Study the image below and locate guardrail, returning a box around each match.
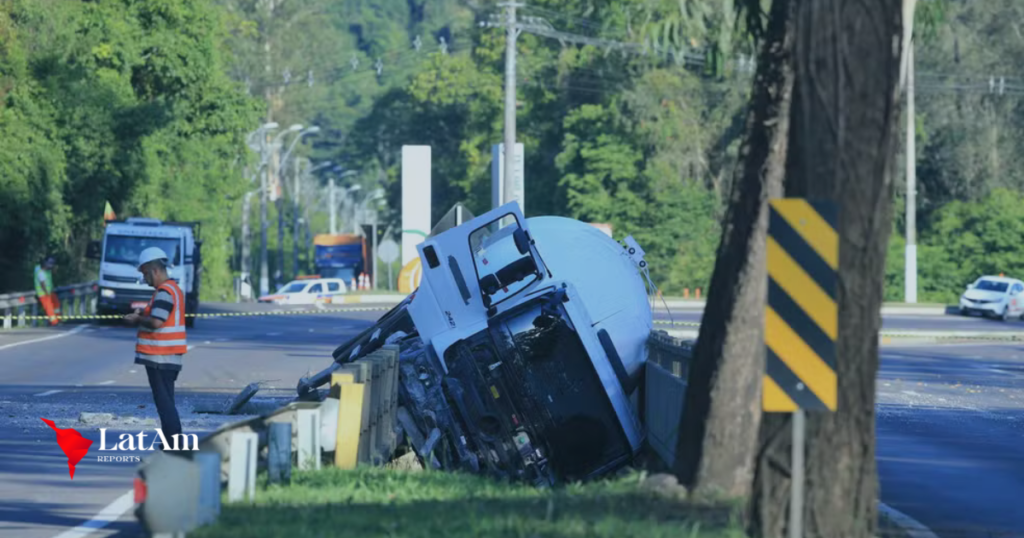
[644,330,693,470]
[0,281,98,329]
[647,329,694,378]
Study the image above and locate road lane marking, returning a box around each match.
[34,390,63,397]
[187,345,195,351]
[0,325,88,351]
[267,332,283,336]
[97,380,115,386]
[51,489,134,538]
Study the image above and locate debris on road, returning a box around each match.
[78,412,115,424]
[226,382,260,414]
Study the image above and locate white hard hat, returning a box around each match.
[137,247,170,270]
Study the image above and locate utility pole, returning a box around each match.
[260,133,270,297]
[329,178,336,234]
[371,213,378,290]
[293,157,301,278]
[905,41,917,303]
[241,191,253,297]
[276,169,285,287]
[501,2,523,210]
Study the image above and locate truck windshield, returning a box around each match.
[492,303,631,481]
[469,215,538,306]
[104,236,181,266]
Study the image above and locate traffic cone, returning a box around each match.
[350,277,357,292]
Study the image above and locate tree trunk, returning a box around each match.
[673,0,796,499]
[748,1,905,537]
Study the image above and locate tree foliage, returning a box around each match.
[3,0,1020,304]
[0,0,260,296]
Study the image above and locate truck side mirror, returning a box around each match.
[513,228,530,256]
[86,240,102,260]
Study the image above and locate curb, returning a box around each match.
[664,327,1024,343]
[878,502,940,538]
[654,302,951,316]
[330,294,406,305]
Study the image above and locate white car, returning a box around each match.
[959,276,1024,321]
[258,277,349,305]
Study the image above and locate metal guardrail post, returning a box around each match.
[0,281,98,328]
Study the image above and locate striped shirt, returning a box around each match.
[135,289,183,370]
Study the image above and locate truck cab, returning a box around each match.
[299,202,652,484]
[88,218,202,327]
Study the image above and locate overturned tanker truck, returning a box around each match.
[296,202,654,486]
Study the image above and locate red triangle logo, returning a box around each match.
[41,418,93,479]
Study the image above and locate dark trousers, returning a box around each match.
[145,367,182,448]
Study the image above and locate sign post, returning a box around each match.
[763,198,839,538]
[378,239,400,291]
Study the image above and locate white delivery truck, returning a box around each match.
[87,218,202,327]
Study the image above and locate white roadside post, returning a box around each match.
[228,431,258,502]
[297,408,322,471]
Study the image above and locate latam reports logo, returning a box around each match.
[41,417,199,479]
[41,418,92,479]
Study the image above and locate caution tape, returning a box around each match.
[11,311,1024,342]
[5,305,394,321]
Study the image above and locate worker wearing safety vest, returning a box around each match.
[34,256,60,326]
[124,247,187,449]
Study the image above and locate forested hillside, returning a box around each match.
[0,0,260,295]
[1,0,1022,302]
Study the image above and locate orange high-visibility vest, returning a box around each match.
[136,280,188,356]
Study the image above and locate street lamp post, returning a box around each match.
[246,122,279,298]
[275,126,319,282]
[328,170,358,235]
[293,159,331,277]
[268,124,303,291]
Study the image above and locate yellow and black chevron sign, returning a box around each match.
[763,199,838,412]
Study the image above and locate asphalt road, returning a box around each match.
[1,303,1021,537]
[877,344,1024,538]
[0,303,383,538]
